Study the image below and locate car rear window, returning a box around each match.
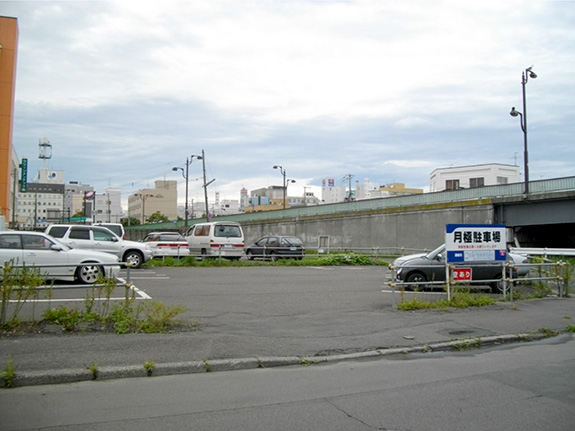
[99,224,123,237]
[214,225,242,238]
[283,237,303,246]
[160,234,185,241]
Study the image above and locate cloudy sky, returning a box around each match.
[3,0,574,207]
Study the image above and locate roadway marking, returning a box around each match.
[6,279,152,303]
[381,289,447,295]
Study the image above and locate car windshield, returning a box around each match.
[425,244,445,260]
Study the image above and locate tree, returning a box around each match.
[147,211,169,224]
[121,217,140,226]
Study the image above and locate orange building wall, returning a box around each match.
[0,16,18,221]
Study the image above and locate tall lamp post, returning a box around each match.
[510,66,537,195]
[273,165,295,209]
[201,149,215,222]
[173,155,202,227]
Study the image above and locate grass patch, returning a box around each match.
[396,290,495,311]
[145,253,389,267]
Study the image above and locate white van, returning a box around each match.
[185,222,245,260]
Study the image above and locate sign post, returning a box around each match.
[445,224,507,299]
[19,158,28,192]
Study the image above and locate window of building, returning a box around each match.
[445,179,460,190]
[469,177,485,188]
[497,176,508,184]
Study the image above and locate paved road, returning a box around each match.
[2,334,574,431]
[1,266,574,384]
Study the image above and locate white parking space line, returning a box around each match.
[381,289,447,295]
[6,280,152,303]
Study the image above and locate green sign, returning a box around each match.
[70,217,87,222]
[20,158,28,192]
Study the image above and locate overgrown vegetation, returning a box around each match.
[146,252,389,267]
[1,356,16,388]
[1,268,188,334]
[396,288,496,311]
[529,256,574,297]
[1,262,54,327]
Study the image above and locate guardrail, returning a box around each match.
[387,259,569,308]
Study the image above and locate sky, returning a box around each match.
[3,0,575,207]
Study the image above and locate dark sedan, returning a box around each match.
[393,244,529,293]
[246,236,305,260]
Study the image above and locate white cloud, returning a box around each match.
[4,0,574,204]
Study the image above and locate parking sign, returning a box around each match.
[445,224,507,263]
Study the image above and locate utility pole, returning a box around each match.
[343,174,354,201]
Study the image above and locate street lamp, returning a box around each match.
[273,165,295,209]
[510,66,537,195]
[201,149,215,222]
[173,154,202,227]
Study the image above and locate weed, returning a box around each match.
[1,356,16,388]
[144,361,155,376]
[538,327,559,337]
[452,338,482,351]
[566,325,575,333]
[1,262,50,327]
[87,362,99,380]
[43,306,82,332]
[397,290,495,311]
[203,359,211,372]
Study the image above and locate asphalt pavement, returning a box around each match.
[2,288,574,387]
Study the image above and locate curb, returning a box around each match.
[3,332,551,388]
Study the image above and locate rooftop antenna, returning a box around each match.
[38,138,52,170]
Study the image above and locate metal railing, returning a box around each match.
[387,259,569,309]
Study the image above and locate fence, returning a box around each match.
[387,258,570,308]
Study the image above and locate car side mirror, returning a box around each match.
[51,244,63,251]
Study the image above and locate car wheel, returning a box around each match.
[269,251,278,262]
[491,279,514,294]
[76,264,103,284]
[124,251,143,268]
[246,250,254,260]
[405,272,427,291]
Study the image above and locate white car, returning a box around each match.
[142,232,190,258]
[45,224,152,268]
[0,231,120,284]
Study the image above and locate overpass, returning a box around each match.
[127,176,575,250]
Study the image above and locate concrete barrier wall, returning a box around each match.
[241,202,494,251]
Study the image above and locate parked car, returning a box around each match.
[94,222,125,239]
[45,224,152,268]
[185,222,245,260]
[393,244,529,293]
[0,231,120,284]
[142,232,190,258]
[246,236,305,260]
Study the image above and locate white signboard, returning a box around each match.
[445,224,507,263]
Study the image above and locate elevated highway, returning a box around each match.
[128,176,575,250]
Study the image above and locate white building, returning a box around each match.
[14,167,66,229]
[321,178,348,203]
[429,164,521,192]
[93,188,123,223]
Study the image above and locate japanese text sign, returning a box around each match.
[445,224,507,263]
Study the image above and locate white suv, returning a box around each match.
[45,224,152,268]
